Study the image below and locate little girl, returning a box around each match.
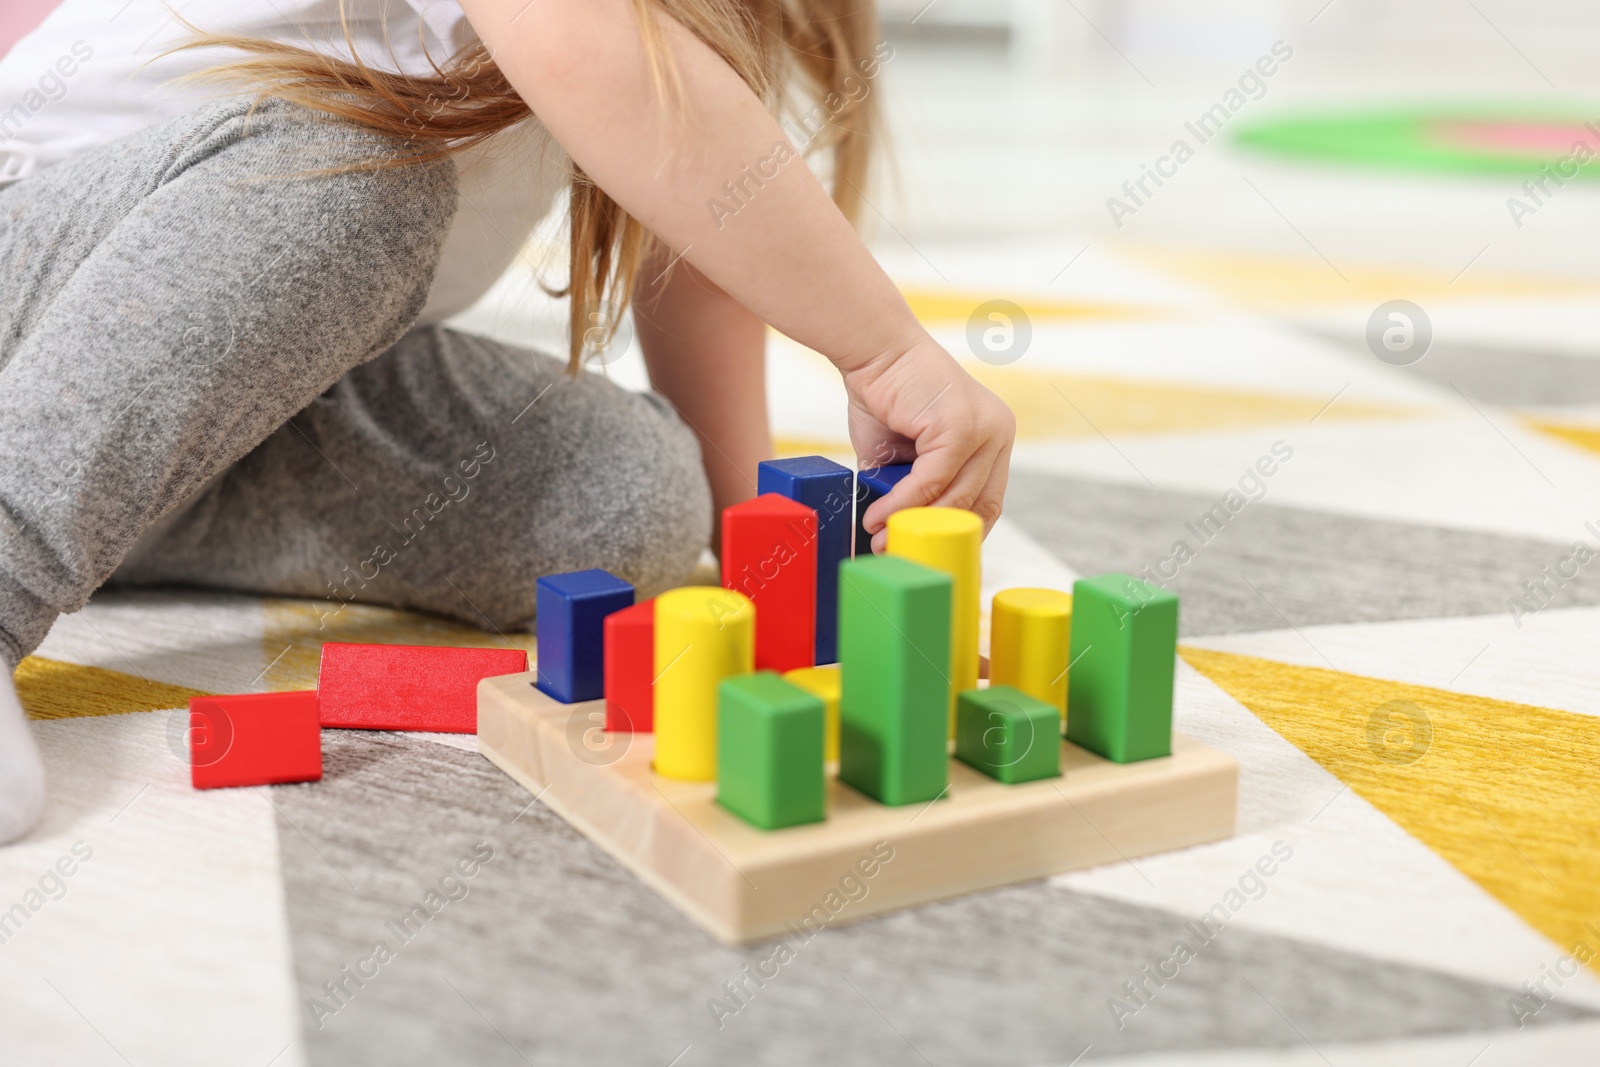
[0,0,1015,842]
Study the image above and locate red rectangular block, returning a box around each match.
[722,493,817,673]
[190,691,322,790]
[318,643,529,733]
[604,599,654,732]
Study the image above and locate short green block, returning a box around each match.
[838,555,951,806]
[1066,574,1178,763]
[716,672,826,830]
[955,685,1062,784]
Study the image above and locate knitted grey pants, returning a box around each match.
[0,98,711,669]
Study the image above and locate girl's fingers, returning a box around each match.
[960,438,1012,534]
[864,433,1010,551]
[855,435,917,471]
[866,447,996,553]
[864,434,1002,543]
[930,447,1005,527]
[861,440,964,539]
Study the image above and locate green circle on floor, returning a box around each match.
[1235,109,1600,178]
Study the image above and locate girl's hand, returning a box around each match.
[846,339,1015,553]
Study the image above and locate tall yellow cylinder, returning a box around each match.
[990,588,1072,719]
[886,506,982,734]
[653,586,754,781]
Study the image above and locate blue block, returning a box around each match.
[853,464,913,557]
[758,457,854,665]
[535,569,634,703]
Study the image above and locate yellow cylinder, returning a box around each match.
[783,664,842,762]
[653,586,754,781]
[886,506,982,735]
[990,588,1072,719]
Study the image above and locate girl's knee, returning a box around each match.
[452,387,712,629]
[595,401,713,594]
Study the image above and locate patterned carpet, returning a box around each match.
[5,237,1600,1065]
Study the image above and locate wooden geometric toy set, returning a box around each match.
[181,453,1235,940]
[477,456,1239,943]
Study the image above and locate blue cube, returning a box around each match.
[758,456,854,664]
[535,569,634,703]
[853,463,913,557]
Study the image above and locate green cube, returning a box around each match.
[837,555,950,806]
[1066,574,1178,763]
[955,685,1062,784]
[716,672,826,830]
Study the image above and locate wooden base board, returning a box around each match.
[478,671,1238,944]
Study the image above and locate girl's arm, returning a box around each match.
[633,253,771,542]
[460,0,1014,547]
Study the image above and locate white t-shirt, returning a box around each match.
[0,0,568,323]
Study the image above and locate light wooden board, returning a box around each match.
[478,671,1238,944]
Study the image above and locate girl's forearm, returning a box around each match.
[634,258,771,540]
[461,0,925,378]
[465,0,1017,537]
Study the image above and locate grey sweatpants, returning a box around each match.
[0,99,711,670]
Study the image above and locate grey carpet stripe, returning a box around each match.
[274,732,1596,1066]
[1001,468,1598,637]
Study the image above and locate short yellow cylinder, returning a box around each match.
[990,588,1072,718]
[783,664,841,762]
[886,506,982,734]
[653,586,754,781]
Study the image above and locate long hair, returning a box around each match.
[182,0,881,372]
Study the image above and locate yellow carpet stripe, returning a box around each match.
[969,365,1423,442]
[774,366,1422,450]
[771,332,1424,443]
[16,656,209,720]
[1525,418,1600,459]
[901,288,1155,325]
[1180,646,1600,972]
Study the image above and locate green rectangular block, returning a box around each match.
[716,672,826,830]
[1066,574,1178,763]
[837,555,950,805]
[955,685,1061,784]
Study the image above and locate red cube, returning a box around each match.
[189,691,322,790]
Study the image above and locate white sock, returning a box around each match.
[0,669,45,845]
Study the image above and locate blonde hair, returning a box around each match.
[184,0,881,372]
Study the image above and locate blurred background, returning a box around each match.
[414,0,1600,495]
[870,0,1600,273]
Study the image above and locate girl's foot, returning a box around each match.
[0,670,44,844]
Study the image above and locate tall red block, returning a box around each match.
[604,599,655,732]
[190,691,322,790]
[318,643,529,733]
[722,494,817,673]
